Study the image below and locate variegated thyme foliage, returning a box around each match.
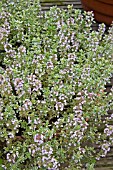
[0,0,113,169]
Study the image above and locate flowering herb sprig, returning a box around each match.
[0,1,113,169]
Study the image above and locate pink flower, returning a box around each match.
[34,134,44,145]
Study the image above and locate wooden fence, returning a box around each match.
[40,0,113,169]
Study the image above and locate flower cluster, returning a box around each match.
[0,1,113,170]
[101,142,111,157]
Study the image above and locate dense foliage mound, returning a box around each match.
[0,0,113,169]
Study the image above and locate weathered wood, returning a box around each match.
[96,168,113,170]
[40,0,83,10]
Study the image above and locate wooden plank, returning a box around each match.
[41,2,82,6]
[96,168,113,170]
[40,0,83,9]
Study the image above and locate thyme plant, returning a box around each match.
[0,0,113,169]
